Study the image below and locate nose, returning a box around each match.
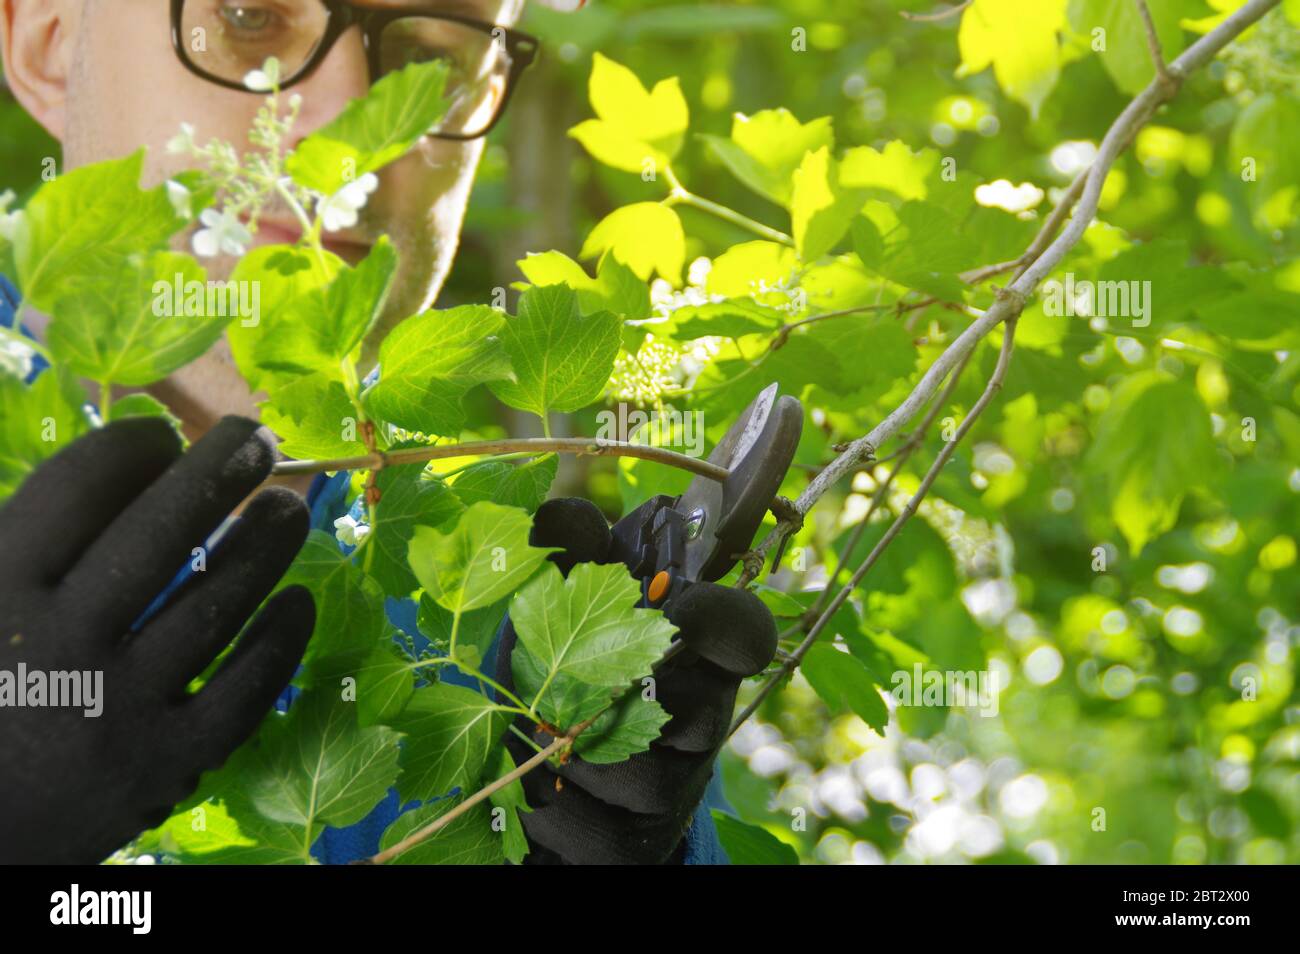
[285,24,371,147]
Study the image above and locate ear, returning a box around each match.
[0,0,75,141]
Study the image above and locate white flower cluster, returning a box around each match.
[333,513,371,548]
[649,256,722,320]
[0,189,22,244]
[0,336,35,381]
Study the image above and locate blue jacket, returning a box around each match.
[1,274,730,865]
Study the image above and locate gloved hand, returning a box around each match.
[495,497,778,865]
[0,415,315,864]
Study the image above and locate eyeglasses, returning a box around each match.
[169,0,539,140]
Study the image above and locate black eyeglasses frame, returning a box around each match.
[169,0,539,140]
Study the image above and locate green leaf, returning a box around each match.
[409,500,558,615]
[572,692,670,764]
[852,202,981,301]
[242,693,402,833]
[838,141,936,202]
[710,811,799,865]
[417,592,510,663]
[1196,290,1300,350]
[287,60,450,196]
[46,251,230,387]
[140,800,311,865]
[1084,372,1219,554]
[516,251,650,319]
[14,150,180,311]
[568,53,688,173]
[669,299,786,340]
[486,747,531,864]
[368,464,464,597]
[791,146,869,261]
[253,237,397,378]
[229,245,346,393]
[1229,92,1300,208]
[958,0,1068,117]
[488,285,622,419]
[580,202,686,284]
[260,373,368,461]
[394,682,508,800]
[451,454,557,512]
[280,531,387,683]
[356,640,416,727]
[1096,238,1239,331]
[1069,0,1187,95]
[0,366,91,500]
[800,643,889,734]
[1240,787,1290,839]
[509,562,677,724]
[362,304,512,437]
[705,240,799,300]
[378,797,503,865]
[700,109,834,207]
[107,393,171,423]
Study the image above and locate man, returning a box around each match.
[0,0,776,865]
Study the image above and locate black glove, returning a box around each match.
[495,497,778,865]
[0,415,315,864]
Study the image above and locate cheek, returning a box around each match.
[65,29,262,186]
[376,138,482,237]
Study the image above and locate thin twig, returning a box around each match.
[1134,0,1173,82]
[900,0,971,21]
[271,436,730,482]
[367,713,600,865]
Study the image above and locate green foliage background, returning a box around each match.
[452,0,1300,865]
[2,0,1298,864]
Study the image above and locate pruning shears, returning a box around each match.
[620,383,803,615]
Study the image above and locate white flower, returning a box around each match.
[165,180,192,219]
[0,336,35,381]
[0,189,20,243]
[333,514,371,548]
[687,256,712,287]
[165,122,196,155]
[318,173,378,232]
[191,207,252,258]
[243,57,281,92]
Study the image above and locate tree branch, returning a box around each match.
[271,436,729,482]
[730,315,1020,734]
[1134,0,1173,83]
[366,713,600,865]
[737,0,1281,581]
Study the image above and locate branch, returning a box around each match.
[900,1,971,22]
[730,315,1019,734]
[738,0,1281,579]
[271,436,729,482]
[366,713,600,865]
[1134,0,1173,83]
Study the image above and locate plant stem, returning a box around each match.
[271,436,730,482]
[663,165,794,247]
[98,379,113,422]
[368,712,601,865]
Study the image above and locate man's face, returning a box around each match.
[3,0,523,362]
